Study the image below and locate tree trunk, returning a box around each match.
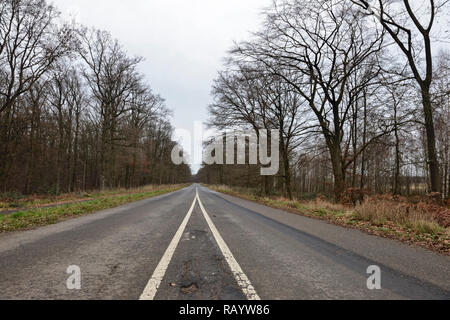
[393,102,401,195]
[329,143,345,201]
[56,106,64,195]
[282,149,292,200]
[71,110,80,192]
[360,90,368,190]
[421,85,441,193]
[0,103,13,191]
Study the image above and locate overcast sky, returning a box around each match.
[53,0,271,131]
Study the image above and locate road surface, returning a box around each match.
[0,184,449,300]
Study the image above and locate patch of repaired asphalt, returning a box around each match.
[153,203,246,300]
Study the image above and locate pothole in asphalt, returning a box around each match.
[180,283,199,295]
[182,230,207,241]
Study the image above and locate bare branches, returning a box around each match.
[0,0,191,193]
[205,0,448,198]
[353,0,444,192]
[0,0,75,114]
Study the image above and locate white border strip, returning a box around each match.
[139,195,197,300]
[196,189,261,300]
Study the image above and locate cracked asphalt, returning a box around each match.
[0,184,449,300]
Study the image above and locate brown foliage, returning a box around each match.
[340,188,369,206]
[358,193,450,228]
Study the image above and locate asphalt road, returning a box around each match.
[0,184,449,300]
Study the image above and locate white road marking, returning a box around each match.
[139,195,197,300]
[140,187,260,300]
[196,188,261,300]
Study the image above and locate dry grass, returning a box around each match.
[309,198,349,213]
[353,198,446,235]
[207,184,450,254]
[0,184,189,233]
[0,185,179,212]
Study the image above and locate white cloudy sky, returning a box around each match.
[53,0,272,132]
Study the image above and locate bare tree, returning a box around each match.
[352,0,448,192]
[0,0,74,185]
[233,0,387,200]
[0,0,73,113]
[210,63,311,198]
[0,2,191,194]
[78,28,143,189]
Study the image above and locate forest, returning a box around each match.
[0,0,192,196]
[198,0,450,202]
[1,0,449,205]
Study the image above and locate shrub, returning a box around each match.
[341,188,369,206]
[1,191,25,202]
[425,192,444,206]
[354,195,449,234]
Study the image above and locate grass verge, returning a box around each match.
[207,185,450,255]
[0,185,189,212]
[0,184,189,233]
